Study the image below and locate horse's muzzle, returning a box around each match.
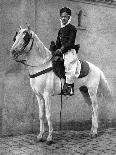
[11,49,16,55]
[10,49,18,59]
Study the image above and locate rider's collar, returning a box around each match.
[60,16,72,28]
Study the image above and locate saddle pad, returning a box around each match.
[78,60,90,78]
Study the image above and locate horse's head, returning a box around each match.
[10,25,33,60]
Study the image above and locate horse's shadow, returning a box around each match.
[33,120,116,145]
[52,120,116,144]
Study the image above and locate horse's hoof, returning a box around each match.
[89,133,98,138]
[46,140,54,145]
[36,137,44,143]
[46,134,53,145]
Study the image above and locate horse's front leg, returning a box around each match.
[43,92,53,144]
[36,94,45,141]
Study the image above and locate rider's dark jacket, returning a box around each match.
[55,23,77,54]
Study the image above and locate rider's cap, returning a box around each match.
[60,7,71,16]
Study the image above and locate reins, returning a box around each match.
[14,38,36,67]
[14,36,53,68]
[15,59,37,67]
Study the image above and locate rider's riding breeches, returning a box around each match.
[64,49,81,84]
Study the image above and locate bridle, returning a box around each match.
[13,31,36,67]
[12,29,53,78]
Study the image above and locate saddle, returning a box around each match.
[52,57,90,79]
[78,60,90,78]
[50,41,90,79]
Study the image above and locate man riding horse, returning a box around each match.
[10,21,112,144]
[50,7,81,96]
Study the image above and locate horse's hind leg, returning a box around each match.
[36,94,45,141]
[80,85,98,137]
[88,87,98,137]
[79,86,92,106]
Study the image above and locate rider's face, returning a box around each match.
[60,12,70,25]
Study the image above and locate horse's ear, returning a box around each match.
[19,26,22,30]
[27,24,30,31]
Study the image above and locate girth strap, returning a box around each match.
[29,67,53,78]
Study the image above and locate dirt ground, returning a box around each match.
[1,127,116,155]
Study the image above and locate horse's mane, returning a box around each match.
[33,33,52,60]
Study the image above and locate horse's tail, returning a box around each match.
[98,71,112,101]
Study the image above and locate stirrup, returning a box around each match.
[68,83,74,96]
[69,87,74,96]
[62,83,74,96]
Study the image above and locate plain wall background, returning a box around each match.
[0,0,116,135]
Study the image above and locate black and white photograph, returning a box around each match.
[0,0,116,154]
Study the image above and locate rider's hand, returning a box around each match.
[55,49,62,55]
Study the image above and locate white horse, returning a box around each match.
[10,26,112,144]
